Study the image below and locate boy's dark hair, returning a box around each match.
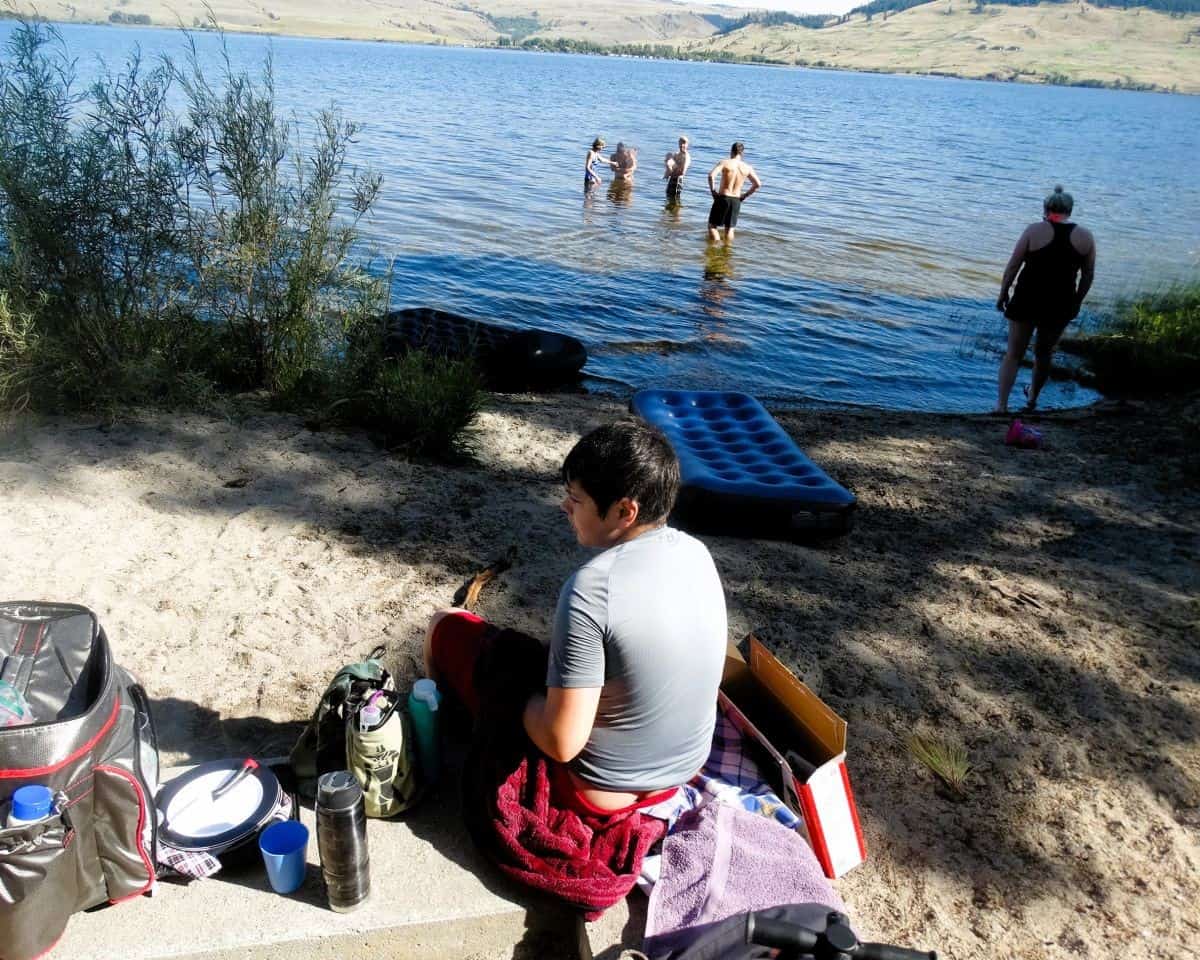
[731,141,744,157]
[562,419,680,525]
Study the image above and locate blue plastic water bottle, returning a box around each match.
[8,785,54,828]
[407,679,441,785]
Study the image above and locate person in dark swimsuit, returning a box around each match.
[995,185,1097,413]
[585,138,614,191]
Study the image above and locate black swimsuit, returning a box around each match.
[1005,222,1086,331]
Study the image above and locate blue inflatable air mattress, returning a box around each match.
[631,389,856,538]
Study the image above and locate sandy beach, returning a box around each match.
[1,392,1197,959]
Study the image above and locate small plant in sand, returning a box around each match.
[907,734,973,796]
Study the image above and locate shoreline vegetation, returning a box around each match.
[0,19,483,457]
[1064,283,1200,395]
[3,0,1200,95]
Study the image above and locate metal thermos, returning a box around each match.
[314,771,370,912]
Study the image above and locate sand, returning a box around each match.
[1,392,1197,959]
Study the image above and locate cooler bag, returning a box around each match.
[0,602,159,960]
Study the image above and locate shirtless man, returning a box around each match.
[613,142,638,182]
[663,135,691,201]
[707,142,761,244]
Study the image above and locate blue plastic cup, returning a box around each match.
[258,820,309,894]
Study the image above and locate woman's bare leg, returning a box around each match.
[997,319,1034,413]
[1028,323,1066,410]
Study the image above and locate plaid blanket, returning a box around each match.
[642,710,801,833]
[638,711,802,892]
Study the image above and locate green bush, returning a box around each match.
[0,19,485,457]
[0,26,199,408]
[338,350,484,459]
[0,21,378,398]
[1062,283,1200,394]
[174,40,383,396]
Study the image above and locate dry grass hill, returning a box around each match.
[6,0,1199,91]
[687,1,1200,93]
[10,0,730,46]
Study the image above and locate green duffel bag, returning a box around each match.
[289,647,420,817]
[345,690,419,818]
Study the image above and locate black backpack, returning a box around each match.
[0,602,159,960]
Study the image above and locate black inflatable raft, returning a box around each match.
[384,308,587,388]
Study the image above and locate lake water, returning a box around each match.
[7,22,1200,410]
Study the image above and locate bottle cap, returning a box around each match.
[359,704,382,729]
[412,678,441,711]
[12,784,53,822]
[316,770,363,811]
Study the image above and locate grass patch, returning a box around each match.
[1062,283,1200,395]
[907,734,973,796]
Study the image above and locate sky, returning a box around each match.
[712,0,862,13]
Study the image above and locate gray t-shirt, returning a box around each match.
[547,525,727,792]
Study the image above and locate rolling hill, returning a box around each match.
[6,0,1198,92]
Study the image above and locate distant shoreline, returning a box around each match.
[5,13,1191,97]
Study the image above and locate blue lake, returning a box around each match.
[7,22,1200,410]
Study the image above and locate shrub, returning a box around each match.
[0,19,487,457]
[1062,283,1200,394]
[0,24,200,408]
[337,350,484,459]
[173,37,382,396]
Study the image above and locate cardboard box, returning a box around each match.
[719,634,866,879]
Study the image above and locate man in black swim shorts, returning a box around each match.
[664,135,691,201]
[707,142,761,244]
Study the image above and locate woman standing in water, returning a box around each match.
[995,186,1097,413]
[585,138,615,189]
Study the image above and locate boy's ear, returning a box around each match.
[614,496,640,528]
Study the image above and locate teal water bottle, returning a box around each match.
[407,678,441,785]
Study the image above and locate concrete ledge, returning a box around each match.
[578,893,648,960]
[54,765,579,960]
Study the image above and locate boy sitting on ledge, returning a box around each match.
[424,418,728,816]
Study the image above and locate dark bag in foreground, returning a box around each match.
[0,602,159,960]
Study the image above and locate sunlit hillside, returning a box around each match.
[688,1,1200,93]
[7,0,1199,92]
[7,0,731,46]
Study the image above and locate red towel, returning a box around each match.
[463,628,666,919]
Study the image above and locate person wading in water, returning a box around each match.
[585,137,615,191]
[706,142,761,245]
[663,135,691,201]
[995,185,1096,413]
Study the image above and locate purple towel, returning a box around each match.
[644,802,845,957]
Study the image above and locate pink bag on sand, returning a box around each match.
[1005,419,1044,449]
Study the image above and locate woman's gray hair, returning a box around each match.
[1044,184,1074,215]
